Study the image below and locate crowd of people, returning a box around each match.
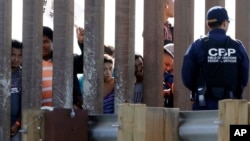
[8,0,250,140]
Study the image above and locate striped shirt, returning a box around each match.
[42,60,53,106]
[103,88,115,114]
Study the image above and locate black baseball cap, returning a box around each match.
[207,6,229,23]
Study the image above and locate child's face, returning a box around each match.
[163,53,174,74]
[104,62,113,81]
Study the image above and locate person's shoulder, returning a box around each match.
[189,37,204,48]
[227,36,244,47]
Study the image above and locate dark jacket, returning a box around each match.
[73,42,84,108]
[182,28,249,110]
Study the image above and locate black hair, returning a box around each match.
[104,54,113,64]
[135,53,143,60]
[104,45,115,57]
[43,26,53,42]
[207,20,224,29]
[12,40,22,49]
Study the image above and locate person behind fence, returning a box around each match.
[103,54,115,114]
[181,6,249,110]
[134,53,143,103]
[78,44,115,94]
[163,0,174,45]
[163,43,174,107]
[42,26,83,109]
[10,40,22,141]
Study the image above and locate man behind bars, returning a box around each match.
[10,40,22,141]
[41,26,83,109]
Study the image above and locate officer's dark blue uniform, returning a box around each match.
[181,6,249,110]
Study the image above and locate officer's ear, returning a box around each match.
[206,22,212,30]
[221,20,229,30]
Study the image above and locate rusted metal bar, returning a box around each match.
[235,0,250,100]
[22,0,43,109]
[143,0,164,107]
[0,1,12,140]
[83,0,105,114]
[53,0,74,108]
[174,0,194,110]
[114,0,135,105]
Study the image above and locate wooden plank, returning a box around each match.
[22,0,43,109]
[83,0,105,114]
[235,0,250,100]
[53,0,74,108]
[0,0,12,140]
[22,109,45,141]
[114,0,135,105]
[143,0,164,107]
[218,100,248,141]
[164,108,179,141]
[146,107,179,141]
[118,104,146,141]
[174,0,194,110]
[146,107,165,141]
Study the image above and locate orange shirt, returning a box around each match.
[42,60,53,106]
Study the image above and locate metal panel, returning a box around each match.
[88,111,219,141]
[53,0,74,108]
[179,110,218,141]
[0,0,12,140]
[89,115,118,141]
[114,0,135,105]
[44,108,88,141]
[83,0,105,114]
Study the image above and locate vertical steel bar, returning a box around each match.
[0,0,12,140]
[174,0,194,110]
[235,0,250,100]
[114,0,135,106]
[143,0,164,106]
[53,0,74,108]
[83,0,105,114]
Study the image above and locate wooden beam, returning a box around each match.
[53,0,74,108]
[146,107,179,141]
[115,0,135,105]
[118,104,146,141]
[0,0,12,140]
[22,0,43,109]
[218,100,248,141]
[83,0,105,114]
[22,109,45,141]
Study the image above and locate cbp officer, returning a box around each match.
[181,6,249,110]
